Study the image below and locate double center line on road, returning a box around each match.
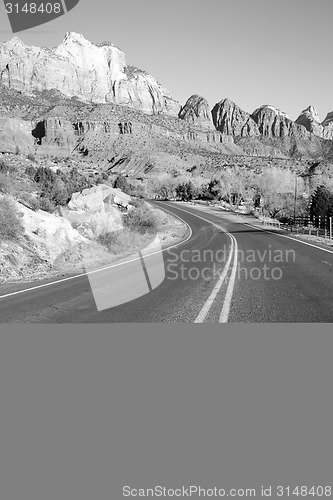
[159,203,238,323]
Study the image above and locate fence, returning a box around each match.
[261,215,333,241]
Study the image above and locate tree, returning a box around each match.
[175,181,194,201]
[113,175,130,193]
[310,185,333,219]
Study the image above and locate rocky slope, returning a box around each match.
[0,32,180,116]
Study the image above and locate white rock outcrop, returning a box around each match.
[0,32,180,116]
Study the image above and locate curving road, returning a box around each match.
[1,201,333,322]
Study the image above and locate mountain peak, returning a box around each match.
[295,105,323,136]
[252,105,289,119]
[62,32,91,46]
[298,105,320,122]
[179,94,215,130]
[0,33,180,115]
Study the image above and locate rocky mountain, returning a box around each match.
[295,106,324,137]
[0,32,180,116]
[178,95,215,130]
[0,32,333,166]
[211,98,259,137]
[252,105,299,138]
[321,112,333,140]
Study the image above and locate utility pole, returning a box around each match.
[293,173,298,224]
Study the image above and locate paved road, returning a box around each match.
[1,201,333,322]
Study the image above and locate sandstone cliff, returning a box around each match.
[0,32,180,116]
[211,98,259,137]
[322,112,333,140]
[295,106,324,137]
[179,95,215,130]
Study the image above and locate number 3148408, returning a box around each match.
[277,486,332,496]
[5,3,62,14]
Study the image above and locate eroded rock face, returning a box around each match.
[179,95,215,130]
[295,106,324,137]
[251,105,308,138]
[322,112,333,140]
[0,117,34,153]
[211,98,259,137]
[0,32,180,116]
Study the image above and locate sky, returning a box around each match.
[0,0,332,121]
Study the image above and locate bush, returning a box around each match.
[113,175,130,193]
[0,159,9,174]
[0,173,10,194]
[39,197,55,212]
[17,193,40,211]
[27,153,36,162]
[25,165,37,178]
[175,181,194,201]
[0,196,24,240]
[123,202,156,233]
[97,231,120,250]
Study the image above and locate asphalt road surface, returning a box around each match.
[1,201,333,322]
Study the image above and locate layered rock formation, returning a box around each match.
[0,32,180,115]
[0,116,35,153]
[179,95,215,130]
[295,106,324,137]
[211,98,259,137]
[251,105,291,137]
[294,107,333,140]
[321,112,333,140]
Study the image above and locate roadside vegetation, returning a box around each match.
[0,195,24,241]
[142,163,333,223]
[1,151,333,247]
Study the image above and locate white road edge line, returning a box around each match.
[243,222,333,255]
[159,203,237,323]
[219,234,238,323]
[0,203,193,301]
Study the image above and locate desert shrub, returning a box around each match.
[0,161,17,176]
[39,196,55,212]
[0,173,10,194]
[56,167,92,197]
[34,165,57,188]
[25,165,37,178]
[33,166,92,208]
[0,159,9,174]
[113,175,130,193]
[0,196,24,240]
[27,153,36,162]
[175,181,194,201]
[97,231,120,249]
[17,192,40,211]
[123,201,156,233]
